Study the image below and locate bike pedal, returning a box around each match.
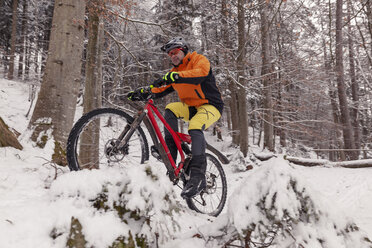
[151,145,162,161]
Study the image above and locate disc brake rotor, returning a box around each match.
[104,139,127,162]
[205,172,217,194]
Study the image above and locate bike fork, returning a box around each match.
[117,110,147,150]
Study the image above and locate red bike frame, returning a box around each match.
[144,99,191,177]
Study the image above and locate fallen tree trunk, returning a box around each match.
[284,156,328,167]
[329,159,372,168]
[0,117,23,150]
[284,155,372,168]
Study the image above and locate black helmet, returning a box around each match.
[161,37,189,54]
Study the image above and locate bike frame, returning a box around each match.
[129,99,191,180]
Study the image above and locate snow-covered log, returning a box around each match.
[330,159,372,168]
[253,151,275,161]
[285,155,372,168]
[284,155,328,167]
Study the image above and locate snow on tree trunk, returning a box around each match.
[29,0,86,165]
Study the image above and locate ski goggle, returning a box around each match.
[168,47,182,57]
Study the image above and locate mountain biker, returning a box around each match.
[128,37,224,199]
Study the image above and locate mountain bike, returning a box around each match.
[66,87,228,216]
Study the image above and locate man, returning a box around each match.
[130,37,224,198]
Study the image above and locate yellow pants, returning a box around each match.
[165,102,221,131]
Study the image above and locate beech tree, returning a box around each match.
[29,0,86,165]
[79,0,104,169]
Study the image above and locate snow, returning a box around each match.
[1,77,372,247]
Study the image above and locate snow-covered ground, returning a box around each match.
[1,78,372,247]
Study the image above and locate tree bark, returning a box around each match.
[29,0,86,165]
[7,0,19,80]
[285,156,372,169]
[366,0,372,59]
[221,0,239,146]
[236,0,248,156]
[260,0,274,151]
[347,0,360,156]
[335,0,357,160]
[18,0,27,79]
[0,117,23,150]
[276,12,286,148]
[79,2,103,169]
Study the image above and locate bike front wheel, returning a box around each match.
[186,153,227,217]
[66,108,149,170]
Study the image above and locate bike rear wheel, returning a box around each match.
[66,108,149,170]
[186,153,227,217]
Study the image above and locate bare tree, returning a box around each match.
[335,0,357,159]
[18,0,27,79]
[236,0,248,156]
[29,0,86,165]
[347,0,360,156]
[7,0,18,80]
[79,0,103,169]
[260,0,274,151]
[221,0,240,146]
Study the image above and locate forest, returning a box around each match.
[1,0,372,161]
[1,0,372,247]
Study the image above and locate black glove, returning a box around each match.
[127,87,152,101]
[162,72,179,85]
[152,78,165,88]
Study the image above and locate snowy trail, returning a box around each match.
[297,165,372,236]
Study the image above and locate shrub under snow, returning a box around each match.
[187,157,372,248]
[49,164,188,247]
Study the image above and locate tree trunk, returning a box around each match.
[41,3,54,75]
[260,0,274,151]
[7,0,19,80]
[335,0,357,160]
[29,0,86,165]
[79,2,103,169]
[322,2,344,161]
[221,0,239,146]
[236,0,248,156]
[18,0,28,79]
[276,13,286,148]
[0,117,23,150]
[347,0,360,157]
[366,0,372,59]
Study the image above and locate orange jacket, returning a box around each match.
[151,51,224,113]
